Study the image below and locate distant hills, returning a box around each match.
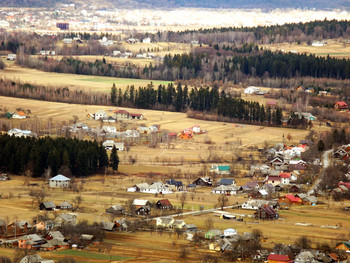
[1,0,349,9]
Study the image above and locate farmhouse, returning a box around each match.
[7,54,16,60]
[135,206,150,216]
[211,185,238,195]
[218,178,236,186]
[156,199,173,209]
[211,165,231,175]
[101,221,119,232]
[156,217,174,228]
[278,195,302,206]
[56,201,73,210]
[205,229,222,239]
[241,200,272,210]
[130,113,144,120]
[334,101,348,111]
[102,140,124,151]
[8,128,37,138]
[12,111,27,119]
[106,205,125,215]
[254,205,278,220]
[49,174,70,188]
[39,201,56,211]
[95,110,107,120]
[166,178,183,190]
[224,228,237,237]
[114,109,130,120]
[266,176,281,186]
[54,214,76,226]
[132,199,151,208]
[244,86,260,94]
[7,221,32,236]
[193,177,212,186]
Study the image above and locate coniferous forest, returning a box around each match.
[0,135,109,177]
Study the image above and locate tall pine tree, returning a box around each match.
[110,145,119,172]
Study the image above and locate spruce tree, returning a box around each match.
[110,146,119,172]
[110,83,117,106]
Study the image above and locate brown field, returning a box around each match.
[261,39,350,58]
[0,64,172,93]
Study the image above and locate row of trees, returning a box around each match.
[111,83,283,125]
[0,135,111,177]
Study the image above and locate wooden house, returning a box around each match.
[156,199,173,210]
[101,221,119,232]
[278,195,302,206]
[106,205,125,215]
[56,201,73,210]
[334,101,348,111]
[39,201,56,211]
[7,221,32,237]
[193,177,212,187]
[135,206,150,216]
[254,205,278,220]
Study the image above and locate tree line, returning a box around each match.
[111,83,283,126]
[157,19,350,44]
[144,49,350,81]
[0,135,112,177]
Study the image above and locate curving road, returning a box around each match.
[308,149,333,195]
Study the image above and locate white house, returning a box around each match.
[7,54,16,61]
[224,228,237,237]
[12,111,27,119]
[95,110,107,120]
[241,200,270,210]
[211,185,238,195]
[102,140,124,151]
[8,128,36,138]
[49,174,71,188]
[244,86,260,94]
[142,37,151,43]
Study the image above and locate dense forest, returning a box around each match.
[156,20,350,44]
[0,135,109,177]
[16,46,350,82]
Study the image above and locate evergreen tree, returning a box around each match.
[110,83,117,106]
[110,146,119,172]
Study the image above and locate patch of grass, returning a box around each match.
[55,250,131,261]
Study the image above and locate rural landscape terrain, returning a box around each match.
[0,0,350,263]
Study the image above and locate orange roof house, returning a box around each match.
[179,131,193,139]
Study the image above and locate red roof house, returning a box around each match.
[279,194,302,205]
[334,101,348,111]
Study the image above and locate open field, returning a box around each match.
[0,64,172,93]
[261,39,350,59]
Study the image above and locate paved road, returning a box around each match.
[308,149,333,195]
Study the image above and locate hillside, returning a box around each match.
[1,0,349,10]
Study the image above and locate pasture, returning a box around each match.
[261,39,350,58]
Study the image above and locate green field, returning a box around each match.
[55,250,131,261]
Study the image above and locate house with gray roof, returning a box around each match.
[49,174,70,188]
